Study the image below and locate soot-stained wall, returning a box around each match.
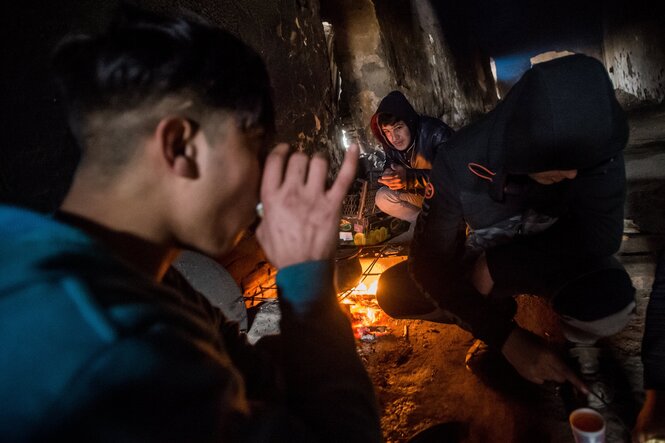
[603,5,665,109]
[320,0,393,146]
[385,0,497,128]
[321,0,496,154]
[1,0,338,213]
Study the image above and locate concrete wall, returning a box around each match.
[321,0,496,153]
[603,7,665,109]
[408,0,497,128]
[320,0,394,150]
[0,0,338,212]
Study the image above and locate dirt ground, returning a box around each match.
[357,286,650,443]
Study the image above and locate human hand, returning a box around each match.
[378,164,406,190]
[633,390,665,442]
[501,327,589,394]
[471,252,494,296]
[256,143,358,269]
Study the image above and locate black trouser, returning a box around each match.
[376,257,635,344]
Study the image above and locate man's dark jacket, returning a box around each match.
[370,91,453,194]
[410,54,632,349]
[0,206,381,442]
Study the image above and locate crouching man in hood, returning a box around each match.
[370,91,454,223]
[387,55,636,411]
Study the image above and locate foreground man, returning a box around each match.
[0,7,380,442]
[407,55,636,399]
[370,91,453,223]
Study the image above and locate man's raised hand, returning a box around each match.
[256,143,359,269]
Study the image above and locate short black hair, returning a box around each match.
[52,4,274,171]
[377,113,400,127]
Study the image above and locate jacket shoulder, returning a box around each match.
[419,116,454,139]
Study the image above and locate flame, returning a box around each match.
[342,276,384,338]
[338,255,407,340]
[348,277,379,296]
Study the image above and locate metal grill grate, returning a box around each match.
[341,179,380,218]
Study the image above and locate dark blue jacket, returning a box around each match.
[0,205,380,442]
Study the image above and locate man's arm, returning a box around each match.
[255,144,382,442]
[404,168,432,193]
[485,155,626,294]
[409,151,517,350]
[404,122,454,193]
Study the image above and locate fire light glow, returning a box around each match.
[339,255,407,340]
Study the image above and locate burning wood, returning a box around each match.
[342,294,390,341]
[339,253,407,341]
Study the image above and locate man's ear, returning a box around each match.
[156,117,199,178]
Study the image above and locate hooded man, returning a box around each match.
[387,54,635,406]
[370,91,453,223]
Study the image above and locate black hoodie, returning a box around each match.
[409,54,631,349]
[370,91,453,194]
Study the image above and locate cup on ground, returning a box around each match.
[569,408,605,443]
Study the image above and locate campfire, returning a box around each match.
[339,250,407,341]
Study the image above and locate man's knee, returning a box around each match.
[554,267,636,343]
[375,187,401,209]
[376,261,438,318]
[375,187,421,222]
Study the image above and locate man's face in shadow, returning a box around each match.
[381,120,412,151]
[174,116,264,257]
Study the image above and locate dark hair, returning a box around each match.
[52,5,274,168]
[377,113,400,127]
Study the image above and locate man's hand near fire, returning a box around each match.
[378,163,406,190]
[501,327,589,394]
[257,143,358,269]
[472,254,588,393]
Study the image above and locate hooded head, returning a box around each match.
[370,91,419,151]
[500,54,628,174]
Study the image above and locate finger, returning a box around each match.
[565,369,589,395]
[553,359,589,394]
[261,144,289,197]
[530,375,545,385]
[328,144,359,203]
[306,153,328,193]
[283,151,309,187]
[545,368,567,384]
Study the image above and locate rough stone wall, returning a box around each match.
[321,0,496,154]
[408,0,497,128]
[320,0,394,151]
[602,6,665,109]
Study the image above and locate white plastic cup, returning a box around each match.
[569,408,606,443]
